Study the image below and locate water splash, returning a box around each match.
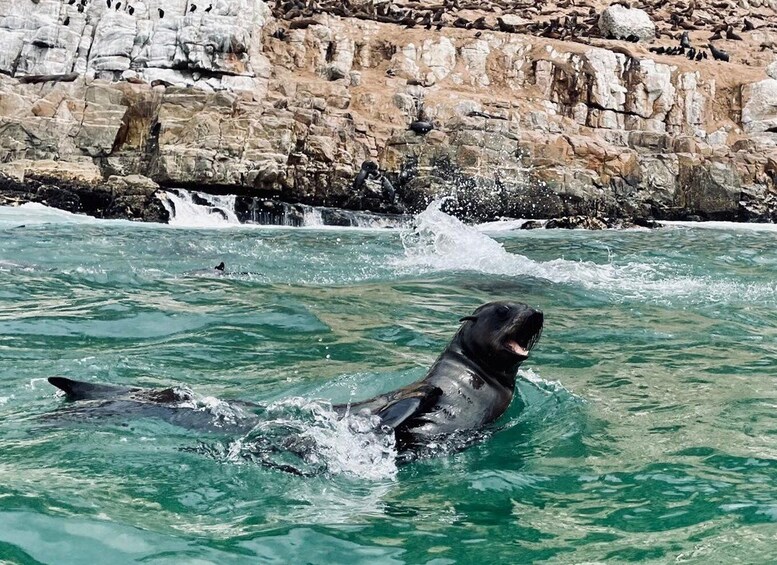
[397,199,777,305]
[214,398,398,480]
[160,189,409,229]
[161,190,240,227]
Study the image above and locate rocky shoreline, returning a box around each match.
[1,0,776,225]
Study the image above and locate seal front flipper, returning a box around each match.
[375,384,442,429]
[48,377,139,401]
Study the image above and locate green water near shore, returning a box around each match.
[1,203,776,563]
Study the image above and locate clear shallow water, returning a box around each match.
[1,203,776,563]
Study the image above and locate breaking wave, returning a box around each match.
[397,200,777,306]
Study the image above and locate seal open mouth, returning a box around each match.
[503,311,543,359]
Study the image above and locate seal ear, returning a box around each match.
[459,315,478,324]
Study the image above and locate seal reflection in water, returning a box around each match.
[47,301,543,458]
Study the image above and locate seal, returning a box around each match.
[334,301,543,451]
[708,43,730,62]
[409,120,434,135]
[46,301,543,455]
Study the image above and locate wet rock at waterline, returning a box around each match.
[0,171,169,223]
[161,188,411,228]
[1,0,777,224]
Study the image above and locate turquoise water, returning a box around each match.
[1,203,776,563]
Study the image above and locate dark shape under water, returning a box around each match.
[46,301,543,468]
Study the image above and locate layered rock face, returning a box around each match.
[1,0,777,222]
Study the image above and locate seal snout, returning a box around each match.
[505,308,543,359]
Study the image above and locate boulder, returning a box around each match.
[598,5,656,41]
[741,79,777,134]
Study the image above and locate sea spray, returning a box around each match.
[215,398,399,479]
[397,199,777,306]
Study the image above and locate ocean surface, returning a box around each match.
[0,201,775,564]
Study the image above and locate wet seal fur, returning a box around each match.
[334,301,543,451]
[47,301,543,456]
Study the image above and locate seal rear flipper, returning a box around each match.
[48,377,140,401]
[376,384,443,429]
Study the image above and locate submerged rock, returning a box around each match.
[545,216,609,230]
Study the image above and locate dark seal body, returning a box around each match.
[47,301,543,456]
[336,301,544,450]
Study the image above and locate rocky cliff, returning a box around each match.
[1,0,776,223]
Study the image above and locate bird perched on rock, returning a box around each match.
[708,43,729,62]
[158,8,164,18]
[680,31,692,49]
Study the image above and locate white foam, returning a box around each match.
[397,199,777,305]
[0,202,121,227]
[661,220,777,232]
[231,397,398,479]
[161,191,240,227]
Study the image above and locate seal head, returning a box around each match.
[458,301,544,381]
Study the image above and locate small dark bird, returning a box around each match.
[64,16,70,25]
[680,31,691,49]
[158,8,164,18]
[106,0,110,6]
[409,121,434,135]
[115,1,120,9]
[695,50,704,61]
[189,4,197,12]
[68,0,75,4]
[708,43,729,62]
[128,5,134,15]
[204,4,212,12]
[77,4,83,11]
[475,31,482,38]
[687,47,696,59]
[743,19,755,32]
